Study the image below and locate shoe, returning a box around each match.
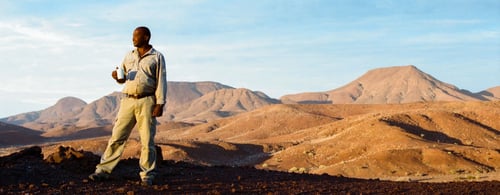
[141,179,153,186]
[88,172,110,181]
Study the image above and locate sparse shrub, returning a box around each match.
[303,149,316,157]
[288,167,308,174]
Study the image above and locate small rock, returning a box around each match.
[116,187,127,193]
[395,177,411,182]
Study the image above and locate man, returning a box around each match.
[89,26,167,186]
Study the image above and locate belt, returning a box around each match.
[124,93,154,99]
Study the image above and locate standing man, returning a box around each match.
[89,26,167,186]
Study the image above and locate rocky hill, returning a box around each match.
[164,81,234,111]
[1,65,497,139]
[0,65,498,183]
[154,101,500,179]
[0,82,278,136]
[168,88,280,123]
[281,65,498,104]
[478,86,500,100]
[0,122,46,147]
[28,100,500,181]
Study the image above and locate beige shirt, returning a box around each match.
[120,47,167,105]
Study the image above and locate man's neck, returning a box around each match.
[137,45,152,57]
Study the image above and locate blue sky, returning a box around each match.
[0,0,499,118]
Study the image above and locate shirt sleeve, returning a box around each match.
[155,52,167,105]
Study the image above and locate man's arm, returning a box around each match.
[152,53,167,117]
[152,104,164,117]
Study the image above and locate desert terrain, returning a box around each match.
[24,100,497,182]
[1,146,499,194]
[1,65,499,193]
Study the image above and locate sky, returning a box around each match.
[0,0,499,118]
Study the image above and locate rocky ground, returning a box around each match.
[0,146,499,194]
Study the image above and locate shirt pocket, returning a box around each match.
[140,57,158,74]
[127,70,138,80]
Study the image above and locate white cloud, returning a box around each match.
[402,30,500,45]
[0,20,78,45]
[0,0,498,117]
[0,16,129,118]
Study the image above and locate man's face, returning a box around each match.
[132,29,149,47]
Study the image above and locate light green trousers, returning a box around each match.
[95,96,157,181]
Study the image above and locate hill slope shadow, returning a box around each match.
[380,119,463,145]
[159,142,270,166]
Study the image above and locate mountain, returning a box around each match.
[477,86,500,100]
[169,88,280,123]
[0,122,46,147]
[157,104,342,143]
[281,65,490,104]
[1,81,278,136]
[165,81,233,111]
[2,97,87,131]
[1,66,496,138]
[1,65,499,180]
[74,92,121,128]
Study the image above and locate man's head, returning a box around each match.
[133,26,151,47]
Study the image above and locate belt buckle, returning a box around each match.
[125,93,152,99]
[125,94,137,99]
[126,93,148,99]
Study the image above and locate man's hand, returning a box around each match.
[111,70,126,83]
[152,104,164,117]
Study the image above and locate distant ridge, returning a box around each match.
[166,81,234,108]
[170,88,280,123]
[478,86,500,100]
[0,122,46,146]
[2,97,87,131]
[281,65,492,104]
[1,82,278,135]
[1,66,497,138]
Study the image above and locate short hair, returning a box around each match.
[136,26,151,40]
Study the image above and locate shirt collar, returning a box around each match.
[132,46,156,57]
